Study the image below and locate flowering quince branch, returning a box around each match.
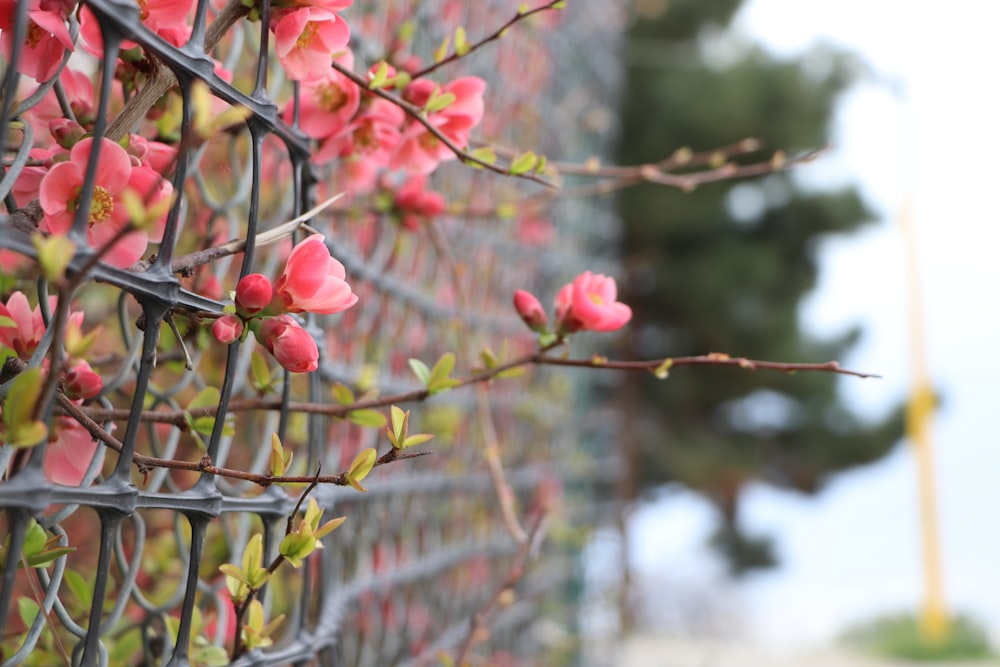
[445,511,548,667]
[327,59,555,187]
[408,0,567,80]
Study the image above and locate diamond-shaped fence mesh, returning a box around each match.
[0,1,625,665]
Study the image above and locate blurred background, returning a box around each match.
[594,0,1000,662]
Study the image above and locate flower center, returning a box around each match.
[26,20,45,48]
[588,293,605,305]
[136,0,149,21]
[296,21,319,50]
[88,186,115,226]
[317,83,346,112]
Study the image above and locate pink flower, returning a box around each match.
[555,271,632,334]
[513,290,548,333]
[44,417,99,486]
[391,76,485,174]
[79,0,194,54]
[0,0,74,82]
[235,273,274,315]
[0,292,49,359]
[314,97,403,165]
[272,6,350,81]
[287,51,361,139]
[257,316,319,373]
[63,360,102,400]
[274,235,358,315]
[393,174,446,230]
[211,314,244,344]
[38,137,172,269]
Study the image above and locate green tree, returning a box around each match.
[616,0,903,575]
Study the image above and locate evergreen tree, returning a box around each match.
[616,0,904,575]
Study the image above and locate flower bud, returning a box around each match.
[235,274,274,315]
[63,360,102,400]
[257,315,319,373]
[212,314,244,344]
[513,289,548,333]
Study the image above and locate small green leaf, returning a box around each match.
[433,35,451,63]
[4,367,48,448]
[390,406,406,441]
[408,358,431,385]
[64,569,92,609]
[454,26,469,56]
[368,60,390,89]
[467,146,497,167]
[425,91,457,113]
[187,386,220,411]
[314,516,346,540]
[652,358,672,380]
[0,315,15,328]
[347,409,387,428]
[17,596,40,628]
[510,151,538,175]
[278,532,316,568]
[401,433,434,449]
[331,382,355,405]
[347,448,377,483]
[250,351,273,392]
[428,353,455,386]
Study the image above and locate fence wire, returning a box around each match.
[0,0,625,665]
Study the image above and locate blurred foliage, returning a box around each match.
[841,613,994,662]
[615,0,904,575]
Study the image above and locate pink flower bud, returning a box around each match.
[212,314,244,344]
[63,360,102,400]
[49,118,87,149]
[257,315,319,373]
[513,289,549,333]
[235,273,274,315]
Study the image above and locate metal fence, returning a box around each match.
[0,0,625,664]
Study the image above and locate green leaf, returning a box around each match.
[314,516,346,540]
[278,533,316,568]
[652,358,672,380]
[510,151,538,175]
[467,146,497,168]
[347,448,377,483]
[408,358,431,385]
[428,353,455,386]
[190,416,217,436]
[0,315,15,328]
[401,433,434,449]
[187,386,220,411]
[4,367,48,448]
[390,405,406,441]
[17,596,40,628]
[425,91,457,113]
[63,569,92,610]
[346,409,386,428]
[331,382,355,405]
[433,35,451,63]
[454,26,469,56]
[368,60,389,89]
[250,351,273,392]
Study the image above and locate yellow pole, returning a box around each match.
[899,199,948,642]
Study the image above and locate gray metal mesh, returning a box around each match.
[0,0,625,664]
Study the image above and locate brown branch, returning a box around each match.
[409,1,566,80]
[328,59,554,187]
[450,512,547,667]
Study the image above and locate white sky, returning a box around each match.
[627,0,1000,649]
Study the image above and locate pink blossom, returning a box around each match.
[257,315,319,373]
[44,417,99,486]
[391,77,486,173]
[272,6,350,81]
[235,273,274,315]
[79,0,194,54]
[0,291,47,358]
[211,314,244,344]
[0,0,74,82]
[513,290,548,333]
[274,235,358,315]
[555,271,632,334]
[38,137,172,268]
[62,360,102,400]
[314,97,404,165]
[393,174,446,230]
[288,51,361,139]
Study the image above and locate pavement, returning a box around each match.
[616,635,999,667]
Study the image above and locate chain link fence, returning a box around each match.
[0,0,626,664]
